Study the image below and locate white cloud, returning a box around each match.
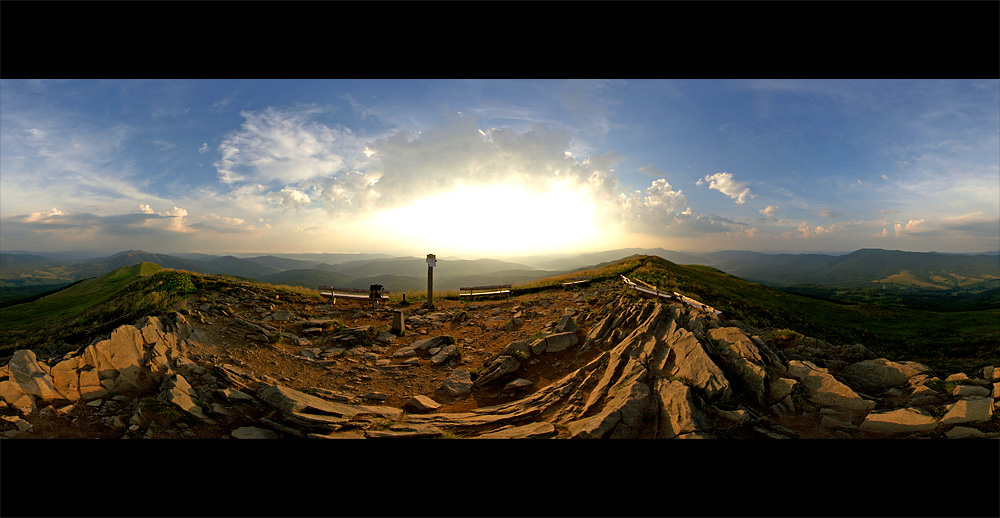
[269,187,313,212]
[24,207,64,223]
[160,206,192,233]
[198,142,210,154]
[213,105,370,185]
[700,172,753,204]
[893,218,925,236]
[759,205,778,218]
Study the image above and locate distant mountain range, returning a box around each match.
[2,247,998,307]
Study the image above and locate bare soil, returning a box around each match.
[10,283,609,439]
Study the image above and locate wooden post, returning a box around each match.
[392,309,405,335]
[426,254,436,310]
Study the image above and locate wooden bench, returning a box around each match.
[318,285,388,305]
[459,284,511,300]
[561,276,591,288]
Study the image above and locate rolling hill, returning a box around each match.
[0,262,197,356]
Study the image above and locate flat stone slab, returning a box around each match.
[859,407,938,434]
[474,421,556,439]
[257,384,371,418]
[404,395,441,412]
[231,426,280,439]
[940,397,994,425]
[364,423,444,438]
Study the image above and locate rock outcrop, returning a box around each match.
[2,279,997,440]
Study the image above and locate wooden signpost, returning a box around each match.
[426,253,436,310]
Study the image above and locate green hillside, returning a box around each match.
[711,248,1000,289]
[626,256,999,372]
[0,262,197,357]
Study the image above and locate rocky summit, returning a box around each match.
[2,275,998,441]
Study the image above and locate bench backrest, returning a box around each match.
[318,285,368,294]
[459,284,511,291]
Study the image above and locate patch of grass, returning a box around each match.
[667,375,695,385]
[370,419,395,430]
[768,329,799,341]
[927,405,948,419]
[926,379,957,395]
[141,397,182,421]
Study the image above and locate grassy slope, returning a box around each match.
[627,256,999,372]
[0,262,196,355]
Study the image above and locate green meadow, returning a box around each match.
[0,262,196,357]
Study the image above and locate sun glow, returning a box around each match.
[361,182,606,256]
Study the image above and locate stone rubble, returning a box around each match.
[2,279,998,440]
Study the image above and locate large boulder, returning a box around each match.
[441,368,473,396]
[859,407,938,434]
[7,350,61,400]
[841,358,925,394]
[566,377,652,439]
[786,360,876,412]
[430,345,458,365]
[939,397,994,425]
[49,357,83,401]
[654,378,708,439]
[159,371,210,421]
[474,356,521,387]
[707,327,770,405]
[553,315,580,334]
[652,320,730,402]
[543,332,579,353]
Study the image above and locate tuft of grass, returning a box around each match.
[141,397,182,421]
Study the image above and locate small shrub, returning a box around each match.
[768,329,798,341]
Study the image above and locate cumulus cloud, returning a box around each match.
[759,205,778,218]
[698,172,753,204]
[160,206,192,233]
[268,187,313,212]
[214,105,369,185]
[893,219,925,236]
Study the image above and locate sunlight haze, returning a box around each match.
[1,79,998,257]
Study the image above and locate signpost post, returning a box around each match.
[426,254,436,310]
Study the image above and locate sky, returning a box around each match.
[1,79,998,259]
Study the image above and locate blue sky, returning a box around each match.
[1,79,998,258]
